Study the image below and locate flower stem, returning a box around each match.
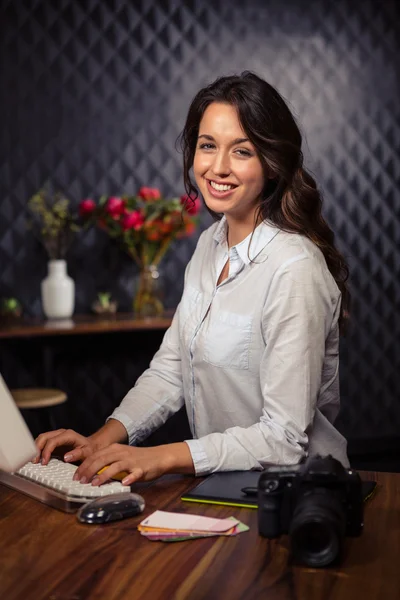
[126,245,142,268]
[152,237,172,267]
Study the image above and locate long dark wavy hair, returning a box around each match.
[179,71,349,330]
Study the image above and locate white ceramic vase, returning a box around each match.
[41,259,75,319]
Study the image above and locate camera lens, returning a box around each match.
[289,489,346,567]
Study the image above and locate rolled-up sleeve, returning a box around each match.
[185,255,338,474]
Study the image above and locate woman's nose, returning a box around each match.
[211,151,231,176]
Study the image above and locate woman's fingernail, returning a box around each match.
[64,454,73,462]
[122,477,130,485]
[80,476,87,484]
[91,477,99,486]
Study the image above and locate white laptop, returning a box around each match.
[0,373,37,472]
[0,373,130,511]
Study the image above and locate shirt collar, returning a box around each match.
[213,216,280,265]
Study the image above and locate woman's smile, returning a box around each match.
[206,178,238,198]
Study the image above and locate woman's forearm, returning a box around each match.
[89,418,129,447]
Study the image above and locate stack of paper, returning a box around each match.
[138,510,249,542]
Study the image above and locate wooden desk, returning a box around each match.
[0,470,399,600]
[0,312,173,339]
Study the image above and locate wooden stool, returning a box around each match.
[11,388,67,431]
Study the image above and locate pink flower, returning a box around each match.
[105,197,126,218]
[79,198,96,217]
[122,210,144,231]
[137,187,161,201]
[180,193,201,215]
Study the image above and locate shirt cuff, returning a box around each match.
[185,438,212,475]
[106,411,142,446]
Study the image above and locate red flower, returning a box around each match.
[105,197,126,218]
[138,187,161,201]
[176,215,196,239]
[79,198,96,217]
[147,230,163,241]
[184,220,196,236]
[121,210,144,231]
[180,193,201,215]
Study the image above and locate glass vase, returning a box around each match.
[133,265,164,318]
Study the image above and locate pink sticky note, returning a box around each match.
[139,510,239,533]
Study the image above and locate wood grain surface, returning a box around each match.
[0,471,399,600]
[0,313,173,339]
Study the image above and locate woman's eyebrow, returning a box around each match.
[197,134,250,144]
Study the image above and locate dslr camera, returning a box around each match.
[258,454,363,567]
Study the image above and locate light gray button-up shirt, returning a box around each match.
[109,217,349,474]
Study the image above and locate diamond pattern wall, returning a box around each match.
[0,0,399,451]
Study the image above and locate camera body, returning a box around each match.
[258,455,363,567]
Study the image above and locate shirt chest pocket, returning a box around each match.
[204,310,253,370]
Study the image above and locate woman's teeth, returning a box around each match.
[210,181,235,191]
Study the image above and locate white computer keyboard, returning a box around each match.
[0,458,130,512]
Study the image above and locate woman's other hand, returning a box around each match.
[73,442,195,486]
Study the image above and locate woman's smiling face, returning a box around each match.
[193,102,265,223]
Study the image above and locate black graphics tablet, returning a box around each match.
[181,470,377,509]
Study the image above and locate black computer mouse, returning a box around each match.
[77,492,145,524]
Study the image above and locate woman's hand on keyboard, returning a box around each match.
[34,420,129,466]
[72,442,195,485]
[34,429,101,466]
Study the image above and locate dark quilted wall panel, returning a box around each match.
[0,0,399,448]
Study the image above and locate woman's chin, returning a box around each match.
[202,195,232,215]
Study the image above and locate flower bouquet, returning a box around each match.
[79,187,201,317]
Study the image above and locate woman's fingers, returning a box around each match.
[35,429,66,452]
[36,430,87,465]
[91,460,131,487]
[121,468,144,486]
[63,444,93,464]
[74,445,127,483]
[34,429,67,462]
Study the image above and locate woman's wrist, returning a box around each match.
[89,419,129,448]
[161,442,195,475]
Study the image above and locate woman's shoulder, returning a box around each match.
[269,230,326,267]
[192,220,220,252]
[199,220,220,240]
[267,231,339,291]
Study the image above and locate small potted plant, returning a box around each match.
[0,297,22,323]
[91,292,118,316]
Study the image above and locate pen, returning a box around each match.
[241,486,258,497]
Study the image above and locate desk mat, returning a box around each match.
[181,470,377,509]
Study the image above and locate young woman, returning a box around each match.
[35,72,350,486]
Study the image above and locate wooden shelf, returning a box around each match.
[0,312,174,339]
